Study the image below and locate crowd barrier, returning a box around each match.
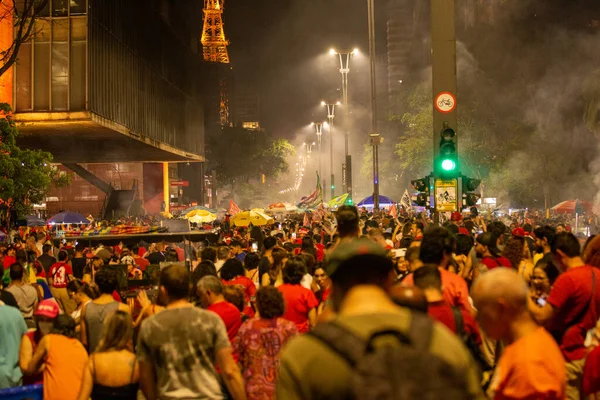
[0,384,43,400]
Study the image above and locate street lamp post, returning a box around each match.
[322,101,340,199]
[329,48,358,157]
[367,0,380,209]
[312,122,324,181]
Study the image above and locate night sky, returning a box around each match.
[225,0,385,140]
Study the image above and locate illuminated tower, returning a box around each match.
[201,0,231,126]
[201,0,230,64]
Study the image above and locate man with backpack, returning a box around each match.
[277,238,485,400]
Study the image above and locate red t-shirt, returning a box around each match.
[427,300,481,345]
[175,247,184,262]
[3,255,16,269]
[278,283,319,333]
[134,257,150,271]
[403,268,472,313]
[547,265,600,361]
[481,256,512,270]
[208,301,242,343]
[49,262,73,288]
[315,243,325,262]
[223,276,257,317]
[584,345,600,395]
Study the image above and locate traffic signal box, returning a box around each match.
[409,122,482,213]
[435,122,458,180]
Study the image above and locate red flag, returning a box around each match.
[303,212,310,227]
[389,203,398,219]
[228,200,241,216]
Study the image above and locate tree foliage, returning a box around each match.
[205,126,295,188]
[0,103,69,225]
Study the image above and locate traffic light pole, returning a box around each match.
[431,0,458,215]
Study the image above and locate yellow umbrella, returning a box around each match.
[185,210,216,224]
[231,210,274,227]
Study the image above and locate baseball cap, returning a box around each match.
[34,299,60,319]
[325,237,389,277]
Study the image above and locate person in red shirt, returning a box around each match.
[313,234,325,262]
[49,250,76,315]
[413,265,481,343]
[132,245,150,271]
[529,232,600,400]
[401,228,473,314]
[277,256,318,333]
[475,232,512,270]
[198,275,242,344]
[221,258,257,318]
[3,245,16,269]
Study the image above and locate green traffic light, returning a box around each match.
[441,159,456,171]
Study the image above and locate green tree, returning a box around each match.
[0,103,69,225]
[205,126,295,188]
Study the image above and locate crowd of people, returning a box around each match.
[1,205,600,399]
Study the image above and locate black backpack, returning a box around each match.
[452,307,493,374]
[308,312,474,400]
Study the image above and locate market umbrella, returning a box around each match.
[184,209,216,224]
[26,215,46,227]
[231,210,274,227]
[48,211,90,225]
[181,205,216,215]
[551,199,593,214]
[356,195,395,208]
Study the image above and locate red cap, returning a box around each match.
[512,228,525,237]
[34,299,60,319]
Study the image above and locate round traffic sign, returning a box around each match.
[435,92,456,114]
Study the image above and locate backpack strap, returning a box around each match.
[451,307,465,337]
[308,321,365,367]
[406,311,434,352]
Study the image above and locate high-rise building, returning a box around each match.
[234,84,261,130]
[5,0,207,217]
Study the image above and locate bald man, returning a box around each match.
[472,268,565,400]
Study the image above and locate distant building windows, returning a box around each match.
[242,121,260,130]
[14,0,87,113]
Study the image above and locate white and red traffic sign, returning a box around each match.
[435,92,456,114]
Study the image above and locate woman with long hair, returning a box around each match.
[235,287,298,400]
[261,248,287,287]
[530,257,560,303]
[221,258,257,318]
[24,315,88,400]
[67,279,99,330]
[244,252,261,288]
[502,236,534,282]
[77,311,139,400]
